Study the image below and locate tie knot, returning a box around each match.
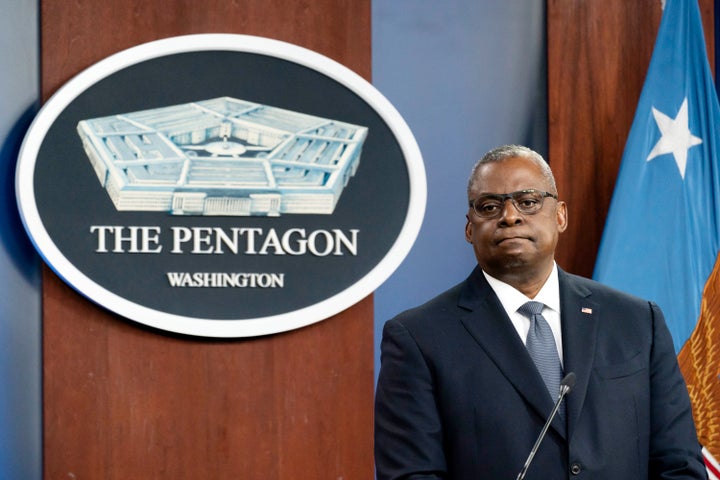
[518,301,545,318]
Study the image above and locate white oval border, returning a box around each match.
[16,34,426,338]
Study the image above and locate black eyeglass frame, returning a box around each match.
[468,189,558,219]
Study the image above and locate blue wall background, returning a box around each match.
[0,1,544,476]
[372,0,547,377]
[0,1,41,478]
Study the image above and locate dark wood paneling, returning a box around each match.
[548,0,714,277]
[43,269,373,478]
[41,0,371,99]
[40,1,372,478]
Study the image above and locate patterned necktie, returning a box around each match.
[518,301,564,415]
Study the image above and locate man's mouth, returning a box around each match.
[496,235,530,245]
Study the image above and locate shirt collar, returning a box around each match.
[482,263,561,315]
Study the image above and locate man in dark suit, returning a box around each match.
[374,145,707,479]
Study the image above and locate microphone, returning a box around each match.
[516,372,576,480]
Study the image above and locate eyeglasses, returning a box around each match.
[468,189,558,219]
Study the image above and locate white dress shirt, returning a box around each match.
[482,263,564,366]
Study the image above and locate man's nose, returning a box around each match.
[499,198,523,224]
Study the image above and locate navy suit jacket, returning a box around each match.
[374,266,706,480]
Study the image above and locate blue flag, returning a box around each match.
[593,0,720,354]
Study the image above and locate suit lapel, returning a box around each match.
[458,267,567,439]
[557,269,599,441]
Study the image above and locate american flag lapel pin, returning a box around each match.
[581,307,593,314]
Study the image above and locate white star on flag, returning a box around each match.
[646,98,703,178]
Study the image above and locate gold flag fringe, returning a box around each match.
[678,255,720,460]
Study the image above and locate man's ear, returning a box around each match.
[465,214,473,242]
[556,201,568,233]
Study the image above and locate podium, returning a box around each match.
[39,1,373,478]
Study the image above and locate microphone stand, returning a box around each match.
[516,372,576,480]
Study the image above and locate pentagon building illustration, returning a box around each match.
[77,97,368,216]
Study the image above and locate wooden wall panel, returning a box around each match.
[548,0,715,277]
[40,1,372,479]
[41,1,371,97]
